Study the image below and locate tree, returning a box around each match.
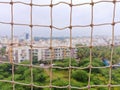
[33,68,47,84]
[32,56,38,65]
[76,47,89,60]
[0,63,12,78]
[0,47,6,56]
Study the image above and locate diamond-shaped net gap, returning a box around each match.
[0,0,120,90]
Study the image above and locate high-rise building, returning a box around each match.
[25,33,29,40]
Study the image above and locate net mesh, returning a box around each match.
[0,0,120,90]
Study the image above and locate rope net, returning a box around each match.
[0,0,120,90]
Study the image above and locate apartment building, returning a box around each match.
[41,47,77,61]
[13,46,42,63]
[11,46,77,63]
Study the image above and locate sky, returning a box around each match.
[0,0,120,38]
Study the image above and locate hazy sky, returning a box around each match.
[0,0,120,38]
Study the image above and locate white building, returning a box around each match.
[13,46,42,63]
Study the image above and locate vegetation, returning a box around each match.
[0,46,120,90]
[0,47,6,56]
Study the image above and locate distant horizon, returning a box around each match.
[0,34,120,39]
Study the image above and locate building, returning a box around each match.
[12,46,42,63]
[41,47,77,61]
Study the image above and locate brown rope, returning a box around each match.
[0,0,120,90]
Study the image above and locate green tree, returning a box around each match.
[32,56,38,65]
[33,68,47,85]
[0,47,6,56]
[0,63,12,79]
[76,47,89,60]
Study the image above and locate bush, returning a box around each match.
[33,68,47,83]
[52,78,68,90]
[72,70,88,82]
